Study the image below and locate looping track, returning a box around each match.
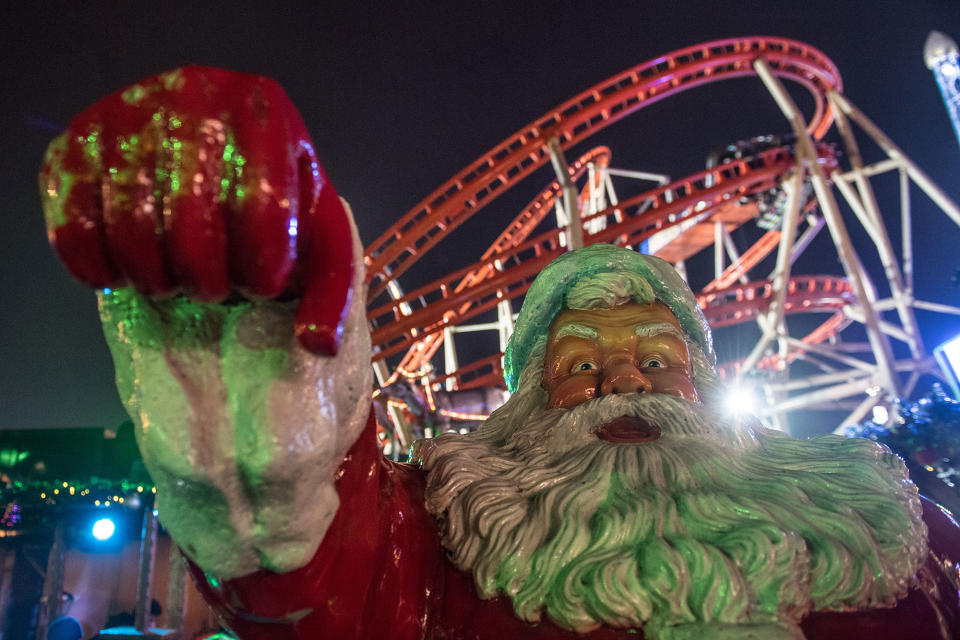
[698,276,854,328]
[381,146,612,380]
[369,145,835,362]
[364,36,848,394]
[363,36,841,301]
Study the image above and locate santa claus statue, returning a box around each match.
[40,67,960,639]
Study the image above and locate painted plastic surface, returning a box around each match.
[188,411,960,640]
[39,66,353,355]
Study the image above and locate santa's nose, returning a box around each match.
[599,358,654,396]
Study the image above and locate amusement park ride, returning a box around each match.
[364,36,960,451]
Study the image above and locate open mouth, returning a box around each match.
[595,415,662,443]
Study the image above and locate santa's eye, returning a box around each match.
[641,356,666,369]
[572,360,598,373]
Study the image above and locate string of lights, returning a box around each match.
[1,478,158,538]
[1,478,156,507]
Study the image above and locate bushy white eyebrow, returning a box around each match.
[553,323,599,341]
[554,321,684,342]
[635,322,685,341]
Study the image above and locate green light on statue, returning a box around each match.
[0,449,29,468]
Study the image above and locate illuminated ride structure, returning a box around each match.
[925,31,960,149]
[363,36,960,449]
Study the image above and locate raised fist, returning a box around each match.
[40,66,354,355]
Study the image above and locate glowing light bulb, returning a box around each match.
[872,405,890,424]
[92,518,115,541]
[724,385,758,416]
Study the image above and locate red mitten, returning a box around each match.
[40,66,354,355]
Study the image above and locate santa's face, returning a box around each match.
[541,302,700,445]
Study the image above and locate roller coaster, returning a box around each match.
[362,36,960,448]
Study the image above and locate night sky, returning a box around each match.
[2,1,959,431]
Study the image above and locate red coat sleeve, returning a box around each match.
[186,409,446,639]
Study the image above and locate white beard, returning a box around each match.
[417,391,927,640]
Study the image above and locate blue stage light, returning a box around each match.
[91,517,116,541]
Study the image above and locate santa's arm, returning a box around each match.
[40,67,372,579]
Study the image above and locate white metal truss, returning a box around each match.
[739,59,960,432]
[375,60,960,438]
[373,275,416,452]
[436,151,666,389]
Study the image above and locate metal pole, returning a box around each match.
[720,226,749,284]
[831,175,883,243]
[785,213,825,267]
[604,167,671,183]
[674,260,688,283]
[836,158,902,180]
[912,300,960,315]
[767,165,804,339]
[792,352,840,374]
[903,368,923,398]
[587,162,599,214]
[134,507,158,632]
[763,383,789,432]
[447,322,502,332]
[372,359,413,456]
[761,377,876,415]
[770,166,805,432]
[828,92,925,359]
[603,169,620,208]
[391,406,412,455]
[753,58,901,396]
[165,547,187,633]
[840,308,913,344]
[739,164,804,377]
[830,91,960,227]
[34,521,65,640]
[0,549,15,638]
[713,221,724,278]
[900,168,914,295]
[836,393,883,433]
[443,327,459,392]
[497,299,514,354]
[548,137,583,250]
[783,337,876,372]
[770,367,872,393]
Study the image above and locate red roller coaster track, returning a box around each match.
[364,36,845,396]
[380,147,612,381]
[364,37,840,299]
[368,145,836,358]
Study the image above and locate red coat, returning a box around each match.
[191,411,960,639]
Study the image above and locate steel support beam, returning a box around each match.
[830,91,960,227]
[548,137,583,250]
[829,92,925,359]
[754,58,901,397]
